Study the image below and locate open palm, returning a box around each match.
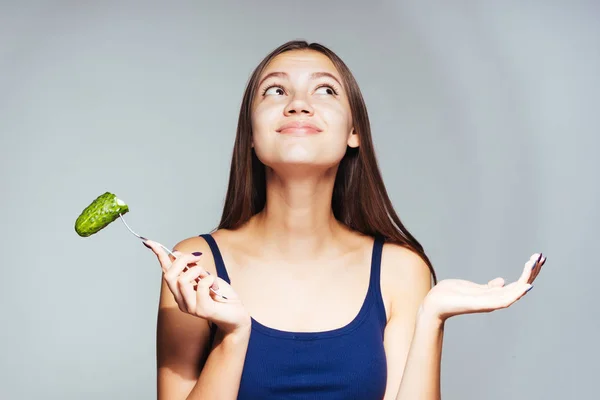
[422,253,546,322]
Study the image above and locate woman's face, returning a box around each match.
[251,50,358,173]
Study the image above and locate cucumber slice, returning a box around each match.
[75,192,129,237]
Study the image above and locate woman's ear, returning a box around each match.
[347,128,359,148]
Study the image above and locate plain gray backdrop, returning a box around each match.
[1,1,598,399]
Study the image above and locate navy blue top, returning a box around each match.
[200,234,388,399]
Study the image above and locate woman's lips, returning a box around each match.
[276,121,323,135]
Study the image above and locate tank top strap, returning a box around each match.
[199,233,231,284]
[369,235,385,288]
[369,235,387,328]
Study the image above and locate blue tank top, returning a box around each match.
[201,234,388,399]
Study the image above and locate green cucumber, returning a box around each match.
[75,192,129,237]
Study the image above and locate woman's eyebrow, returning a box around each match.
[258,72,288,87]
[257,71,343,88]
[309,72,342,87]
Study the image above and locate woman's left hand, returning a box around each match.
[420,253,546,323]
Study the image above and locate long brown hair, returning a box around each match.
[217,40,437,284]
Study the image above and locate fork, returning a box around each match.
[119,213,228,299]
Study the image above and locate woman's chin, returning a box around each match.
[257,146,345,175]
[264,157,341,177]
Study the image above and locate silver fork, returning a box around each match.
[119,213,227,299]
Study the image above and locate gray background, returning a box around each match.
[1,1,598,399]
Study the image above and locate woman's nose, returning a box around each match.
[284,97,314,116]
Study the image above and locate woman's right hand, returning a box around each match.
[144,239,252,336]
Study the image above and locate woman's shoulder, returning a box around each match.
[171,231,227,275]
[380,240,432,298]
[380,240,432,283]
[172,234,211,253]
[378,240,432,323]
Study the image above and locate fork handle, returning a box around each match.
[159,244,176,258]
[158,244,228,300]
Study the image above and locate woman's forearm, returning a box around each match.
[186,327,251,400]
[395,310,444,400]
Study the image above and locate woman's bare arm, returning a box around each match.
[155,237,251,400]
[157,277,213,398]
[382,245,542,400]
[380,245,437,400]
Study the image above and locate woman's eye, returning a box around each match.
[315,85,337,95]
[264,86,285,96]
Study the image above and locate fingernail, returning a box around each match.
[525,285,534,294]
[532,253,543,269]
[143,241,151,249]
[192,252,202,256]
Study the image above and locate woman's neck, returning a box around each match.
[246,168,348,261]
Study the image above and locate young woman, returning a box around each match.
[146,40,545,400]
